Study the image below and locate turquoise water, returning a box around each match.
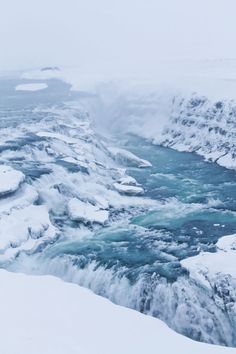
[21,134,236,345]
[39,135,236,282]
[2,77,236,345]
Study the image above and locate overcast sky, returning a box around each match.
[1,0,236,74]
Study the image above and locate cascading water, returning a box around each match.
[1,77,236,347]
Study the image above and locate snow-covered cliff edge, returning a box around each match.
[27,61,236,170]
[1,269,236,354]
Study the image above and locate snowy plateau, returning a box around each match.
[0,61,236,354]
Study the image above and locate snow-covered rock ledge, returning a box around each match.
[181,234,236,335]
[0,269,235,354]
[155,95,236,170]
[100,92,236,171]
[0,165,25,196]
[181,234,236,287]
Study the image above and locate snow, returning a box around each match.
[0,205,57,263]
[15,83,48,91]
[217,154,236,170]
[92,195,109,210]
[36,131,78,144]
[0,165,25,196]
[22,62,236,171]
[217,235,236,252]
[0,269,235,354]
[0,184,38,215]
[114,175,144,195]
[2,3,236,350]
[68,198,109,225]
[181,234,236,288]
[118,176,138,185]
[113,182,144,196]
[108,146,152,168]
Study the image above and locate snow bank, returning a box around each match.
[108,147,152,168]
[15,83,48,91]
[180,234,236,336]
[36,131,78,144]
[0,269,235,354]
[181,234,236,287]
[118,176,138,185]
[113,175,144,195]
[0,184,38,215]
[68,198,109,225]
[0,165,25,196]
[0,205,57,263]
[113,182,144,196]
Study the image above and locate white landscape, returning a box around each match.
[1,1,236,353]
[1,270,236,354]
[15,83,48,91]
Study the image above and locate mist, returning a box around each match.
[1,0,236,76]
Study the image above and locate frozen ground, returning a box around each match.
[1,269,236,354]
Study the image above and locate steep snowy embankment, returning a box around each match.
[1,269,236,354]
[181,234,236,347]
[87,88,236,170]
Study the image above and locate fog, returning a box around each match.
[1,0,236,75]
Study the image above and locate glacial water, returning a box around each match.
[34,137,236,280]
[2,77,236,346]
[17,135,236,346]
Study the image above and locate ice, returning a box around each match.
[118,176,139,185]
[108,146,152,168]
[181,234,236,285]
[0,205,57,262]
[68,198,109,225]
[217,234,236,252]
[217,154,236,170]
[92,195,109,209]
[114,175,144,195]
[0,165,25,196]
[0,184,38,215]
[113,182,144,196]
[15,83,48,91]
[36,131,79,144]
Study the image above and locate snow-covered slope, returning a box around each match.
[81,87,236,170]
[109,93,235,169]
[182,234,236,283]
[1,269,236,354]
[180,234,236,348]
[154,95,236,169]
